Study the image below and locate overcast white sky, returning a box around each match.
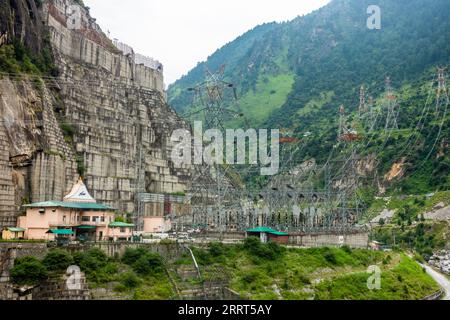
[84,0,330,86]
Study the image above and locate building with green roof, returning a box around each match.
[23,201,115,211]
[1,227,25,240]
[246,226,289,244]
[16,178,133,242]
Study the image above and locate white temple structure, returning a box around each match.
[63,178,97,203]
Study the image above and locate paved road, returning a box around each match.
[421,264,450,300]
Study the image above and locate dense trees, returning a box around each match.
[168,0,450,194]
[10,256,48,285]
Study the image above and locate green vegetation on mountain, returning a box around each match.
[10,256,48,286]
[11,243,441,300]
[186,239,439,300]
[10,248,174,300]
[372,222,449,260]
[0,38,57,76]
[367,191,450,261]
[314,255,439,300]
[168,0,450,194]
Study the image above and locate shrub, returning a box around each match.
[120,272,141,289]
[122,248,165,276]
[132,252,164,276]
[72,251,84,265]
[191,247,212,265]
[341,245,352,254]
[267,241,285,256]
[324,250,337,265]
[43,249,74,271]
[160,239,176,245]
[74,249,108,272]
[418,247,434,261]
[243,237,285,260]
[114,284,127,293]
[208,242,225,257]
[75,155,86,177]
[242,270,262,284]
[132,256,152,275]
[243,236,261,250]
[122,248,148,265]
[10,256,48,285]
[413,253,425,264]
[60,123,76,139]
[73,249,115,284]
[298,273,311,285]
[85,248,108,263]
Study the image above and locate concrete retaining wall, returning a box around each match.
[0,243,48,282]
[0,243,49,300]
[288,232,369,248]
[64,242,184,261]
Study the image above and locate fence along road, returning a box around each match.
[421,263,450,300]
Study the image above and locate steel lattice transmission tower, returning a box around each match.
[358,85,377,133]
[338,105,361,142]
[184,66,244,233]
[358,85,366,118]
[335,118,363,230]
[436,67,448,114]
[384,76,399,131]
[187,66,240,131]
[367,95,376,132]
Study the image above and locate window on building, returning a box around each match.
[63,216,66,223]
[81,216,90,222]
[101,216,105,222]
[120,227,126,233]
[93,216,99,223]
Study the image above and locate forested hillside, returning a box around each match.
[168,0,450,194]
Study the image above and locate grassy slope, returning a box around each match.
[315,255,439,300]
[168,0,450,195]
[229,73,295,127]
[188,244,439,300]
[368,191,450,261]
[16,245,440,300]
[88,263,175,300]
[364,190,450,224]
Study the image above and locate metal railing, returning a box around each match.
[422,288,445,300]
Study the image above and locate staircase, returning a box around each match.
[170,246,234,300]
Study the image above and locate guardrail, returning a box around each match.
[422,288,445,300]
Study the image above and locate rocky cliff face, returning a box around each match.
[0,0,43,54]
[0,0,191,228]
[0,77,79,227]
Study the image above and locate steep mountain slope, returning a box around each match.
[168,0,450,194]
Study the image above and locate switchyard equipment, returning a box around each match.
[173,66,448,236]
